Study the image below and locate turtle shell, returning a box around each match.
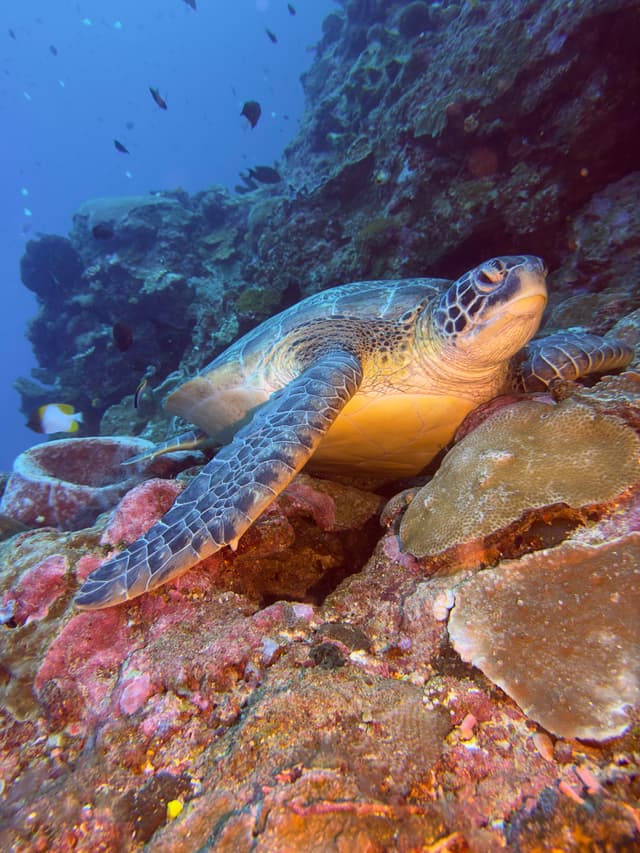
[166,277,448,442]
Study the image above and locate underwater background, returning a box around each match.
[1,0,335,469]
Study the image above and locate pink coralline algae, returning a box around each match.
[266,474,337,530]
[0,436,165,530]
[100,478,184,547]
[2,553,67,625]
[119,672,153,716]
[34,608,135,718]
[31,590,314,737]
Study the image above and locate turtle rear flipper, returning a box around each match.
[121,428,214,465]
[75,351,363,609]
[517,332,634,391]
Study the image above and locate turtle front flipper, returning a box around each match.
[75,351,363,609]
[517,331,634,391]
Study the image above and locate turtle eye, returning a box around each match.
[476,261,506,290]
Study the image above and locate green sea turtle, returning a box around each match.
[76,256,632,609]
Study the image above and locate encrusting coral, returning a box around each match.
[447,533,640,740]
[399,398,640,559]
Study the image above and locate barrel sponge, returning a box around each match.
[400,399,640,558]
[447,534,640,740]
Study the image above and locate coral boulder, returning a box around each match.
[399,398,640,560]
[447,534,640,740]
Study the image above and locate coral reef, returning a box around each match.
[98,478,185,548]
[3,0,640,848]
[399,397,640,560]
[13,0,640,438]
[17,191,248,431]
[1,416,639,848]
[448,533,640,740]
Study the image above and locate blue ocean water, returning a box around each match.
[0,0,336,471]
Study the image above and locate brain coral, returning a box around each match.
[399,399,640,559]
[447,534,640,740]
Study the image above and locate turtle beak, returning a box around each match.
[508,257,548,318]
[507,292,547,336]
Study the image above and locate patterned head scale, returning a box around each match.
[434,256,547,340]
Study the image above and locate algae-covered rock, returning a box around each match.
[20,235,83,301]
[448,533,640,740]
[395,2,432,39]
[73,195,195,252]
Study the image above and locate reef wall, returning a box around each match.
[15,0,640,439]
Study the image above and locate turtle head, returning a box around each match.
[433,256,547,367]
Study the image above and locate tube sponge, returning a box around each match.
[400,399,640,558]
[447,534,640,740]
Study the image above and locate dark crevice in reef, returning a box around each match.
[306,516,383,606]
[258,513,383,609]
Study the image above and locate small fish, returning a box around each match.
[238,171,259,191]
[241,100,261,128]
[91,223,115,240]
[287,3,296,15]
[28,403,83,434]
[9,28,16,40]
[181,0,196,7]
[49,44,58,56]
[248,165,282,184]
[265,28,278,43]
[134,378,148,409]
[113,139,129,154]
[149,86,167,110]
[112,322,134,352]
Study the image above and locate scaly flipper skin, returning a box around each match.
[518,332,634,391]
[75,351,363,609]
